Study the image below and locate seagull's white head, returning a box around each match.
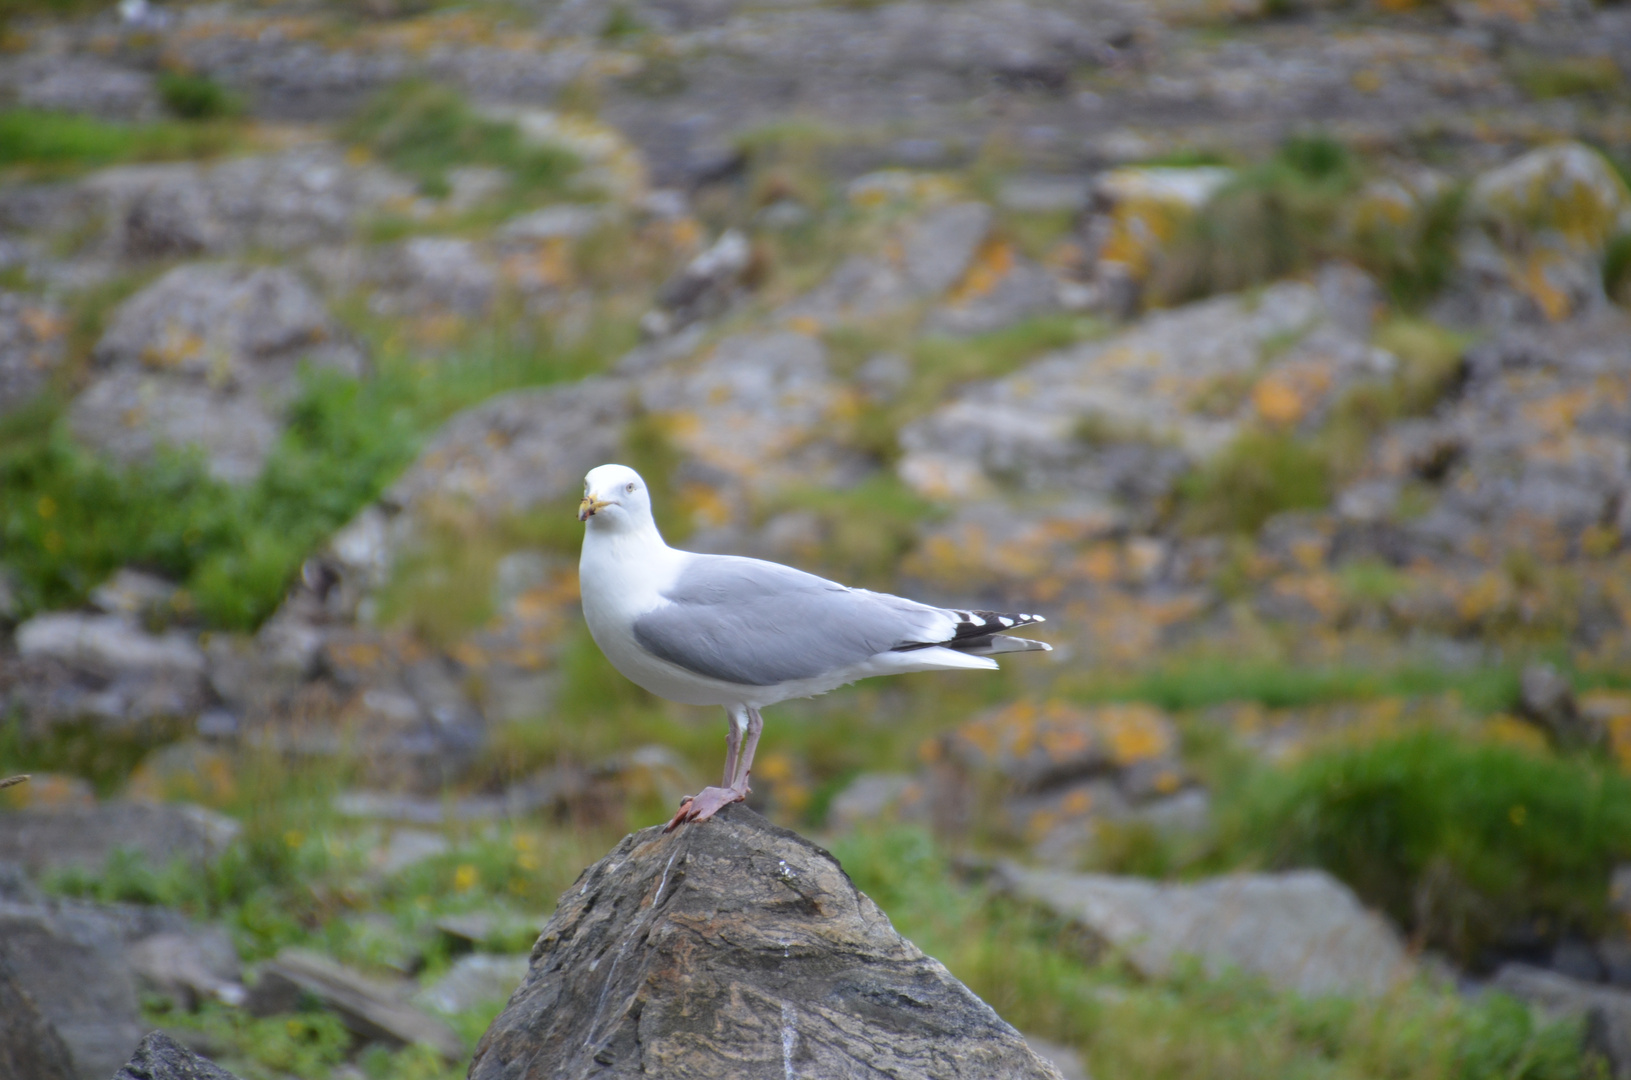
[579,463,656,532]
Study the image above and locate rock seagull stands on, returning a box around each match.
[577,463,1051,830]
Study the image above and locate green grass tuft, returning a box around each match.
[346,80,578,199]
[1176,429,1332,535]
[157,71,244,121]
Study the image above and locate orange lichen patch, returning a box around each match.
[18,306,65,341]
[141,324,207,369]
[128,744,239,804]
[1100,703,1177,765]
[0,772,94,810]
[947,238,1015,304]
[954,698,1176,777]
[677,482,733,530]
[501,238,574,292]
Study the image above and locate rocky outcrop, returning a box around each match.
[0,291,67,416]
[471,805,1063,1079]
[68,263,364,483]
[112,1031,243,1080]
[1492,964,1631,1079]
[996,865,1414,998]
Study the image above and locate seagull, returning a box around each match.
[577,463,1051,830]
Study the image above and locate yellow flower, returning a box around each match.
[453,864,479,892]
[1509,804,1528,827]
[284,829,304,849]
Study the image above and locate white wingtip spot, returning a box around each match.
[998,617,1013,627]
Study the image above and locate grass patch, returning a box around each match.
[346,80,579,199]
[1227,730,1631,963]
[1348,184,1468,311]
[833,826,1596,1080]
[1059,657,1530,713]
[753,472,941,589]
[1605,232,1631,307]
[0,108,240,176]
[1510,54,1625,100]
[1176,429,1331,535]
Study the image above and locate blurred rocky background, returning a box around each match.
[3,0,1631,1074]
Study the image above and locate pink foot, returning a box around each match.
[664,785,746,831]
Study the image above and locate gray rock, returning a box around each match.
[416,953,530,1015]
[17,613,203,677]
[0,900,146,1080]
[0,291,67,415]
[904,201,994,296]
[370,237,498,317]
[0,802,239,876]
[246,948,464,1060]
[925,256,1059,337]
[644,228,751,337]
[826,772,921,832]
[1024,1036,1091,1080]
[1520,662,1601,749]
[898,280,1383,509]
[499,205,609,242]
[996,866,1413,998]
[8,613,212,729]
[70,263,362,483]
[0,947,75,1080]
[470,804,1063,1079]
[1491,963,1631,1079]
[128,929,245,1010]
[112,1030,243,1080]
[8,55,159,122]
[999,177,1091,215]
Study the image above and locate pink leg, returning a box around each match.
[665,707,763,831]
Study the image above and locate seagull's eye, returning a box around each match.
[626,482,636,493]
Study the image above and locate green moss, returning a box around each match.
[1229,730,1631,962]
[1177,429,1331,536]
[157,72,243,121]
[346,81,578,199]
[1152,135,1360,305]
[0,108,240,175]
[1510,54,1625,100]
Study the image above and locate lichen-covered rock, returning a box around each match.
[470,805,1063,1080]
[69,263,363,483]
[897,273,1388,515]
[1458,142,1631,323]
[7,612,212,730]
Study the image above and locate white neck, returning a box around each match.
[579,516,682,620]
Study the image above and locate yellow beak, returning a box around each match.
[578,495,611,522]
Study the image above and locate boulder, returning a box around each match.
[0,802,239,876]
[0,948,76,1080]
[128,928,246,1010]
[6,55,159,122]
[1459,142,1631,323]
[0,291,67,415]
[69,263,364,483]
[369,237,499,317]
[7,612,210,730]
[0,900,147,1080]
[246,948,464,1059]
[643,228,752,337]
[112,1031,243,1080]
[470,804,1063,1079]
[995,865,1414,998]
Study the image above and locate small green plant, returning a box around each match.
[1230,730,1631,962]
[157,72,243,121]
[347,81,578,198]
[1349,184,1469,310]
[1176,428,1331,535]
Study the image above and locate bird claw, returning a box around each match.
[664,785,746,831]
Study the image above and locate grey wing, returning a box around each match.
[631,555,956,687]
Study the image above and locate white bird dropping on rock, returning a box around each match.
[576,463,1051,830]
